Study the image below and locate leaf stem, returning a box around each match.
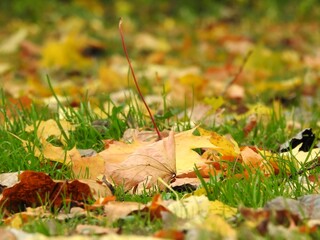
[222,50,253,96]
[119,18,162,140]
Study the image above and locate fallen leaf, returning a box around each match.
[0,63,11,75]
[0,28,28,54]
[102,131,175,192]
[0,172,20,188]
[208,131,240,158]
[41,32,91,69]
[78,179,113,199]
[21,119,81,163]
[76,224,118,235]
[0,171,93,214]
[139,194,171,220]
[175,128,219,175]
[72,154,105,180]
[25,119,74,144]
[167,195,237,239]
[153,229,184,240]
[134,33,170,52]
[203,96,224,112]
[0,228,16,240]
[241,146,264,168]
[104,201,146,223]
[167,195,210,219]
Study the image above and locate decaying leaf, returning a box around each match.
[0,171,93,214]
[0,28,28,54]
[104,201,146,223]
[76,224,118,235]
[21,119,81,164]
[25,119,74,144]
[102,131,175,192]
[72,154,105,180]
[167,195,237,239]
[174,128,220,175]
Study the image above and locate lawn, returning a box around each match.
[1,1,320,239]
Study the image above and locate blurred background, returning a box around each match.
[0,0,319,106]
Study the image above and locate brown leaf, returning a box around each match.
[138,194,171,220]
[153,229,185,240]
[0,228,16,239]
[0,171,93,214]
[102,131,176,192]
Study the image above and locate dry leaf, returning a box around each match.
[138,194,171,220]
[167,195,210,219]
[78,179,113,199]
[0,172,20,188]
[241,146,264,168]
[72,154,105,179]
[104,201,146,223]
[0,28,28,54]
[102,131,175,192]
[0,171,93,214]
[167,195,237,239]
[0,228,16,239]
[175,128,219,175]
[153,229,184,240]
[76,224,118,235]
[25,119,74,144]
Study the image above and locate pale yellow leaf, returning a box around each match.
[280,143,320,167]
[25,119,74,144]
[168,195,209,219]
[72,155,105,180]
[102,131,175,191]
[0,28,28,54]
[175,128,218,175]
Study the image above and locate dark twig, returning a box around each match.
[119,18,162,140]
[223,50,253,96]
[296,161,320,176]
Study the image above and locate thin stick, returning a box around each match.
[119,18,162,140]
[222,50,253,96]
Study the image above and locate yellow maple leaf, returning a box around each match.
[198,128,240,158]
[175,128,219,175]
[168,195,237,238]
[23,119,79,163]
[203,96,224,112]
[25,119,74,144]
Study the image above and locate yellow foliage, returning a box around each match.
[179,73,204,88]
[98,66,127,91]
[250,77,302,94]
[41,33,91,69]
[203,96,224,112]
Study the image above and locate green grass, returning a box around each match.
[1,76,320,239]
[1,1,320,237]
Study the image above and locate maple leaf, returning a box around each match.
[25,119,74,143]
[174,128,220,175]
[101,131,175,192]
[167,195,237,238]
[72,154,106,180]
[22,119,80,163]
[0,171,93,214]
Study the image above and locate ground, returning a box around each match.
[0,1,320,239]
